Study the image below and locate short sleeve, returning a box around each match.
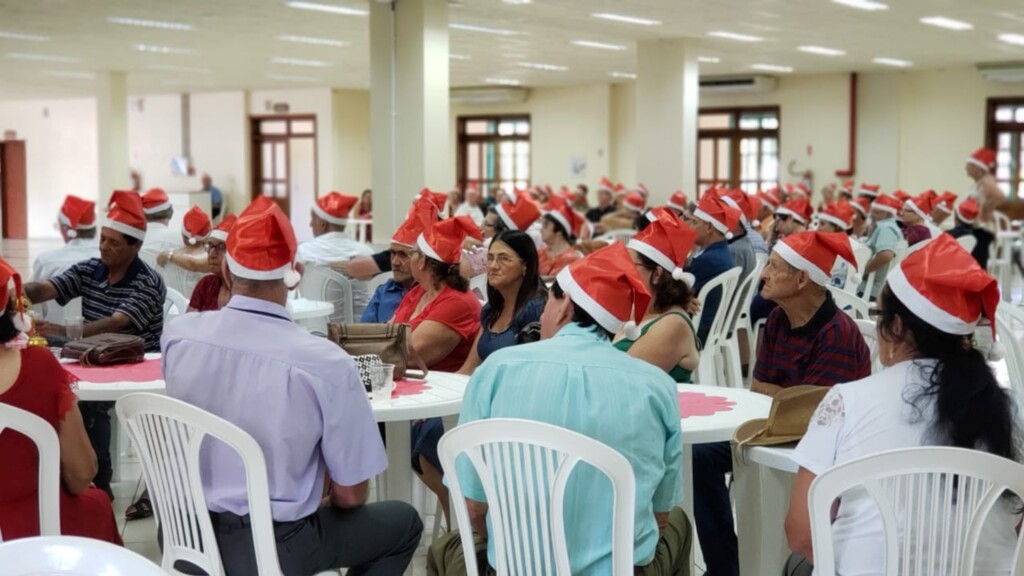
[360,284,384,322]
[117,277,164,332]
[513,298,544,331]
[873,223,901,254]
[792,387,846,475]
[426,290,481,339]
[49,262,87,306]
[372,250,392,273]
[56,367,79,419]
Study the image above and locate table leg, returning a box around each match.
[384,421,413,503]
[681,444,695,571]
[735,453,794,576]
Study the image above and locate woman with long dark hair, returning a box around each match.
[458,230,546,374]
[783,234,1021,575]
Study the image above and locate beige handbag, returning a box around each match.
[327,323,428,380]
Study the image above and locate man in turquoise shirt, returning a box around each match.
[860,194,904,299]
[428,243,691,576]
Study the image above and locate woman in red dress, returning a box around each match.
[188,214,236,312]
[0,259,122,544]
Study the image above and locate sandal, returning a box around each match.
[125,495,153,521]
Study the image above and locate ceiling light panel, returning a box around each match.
[277,34,347,47]
[284,1,368,16]
[107,17,193,31]
[148,64,213,74]
[831,0,888,11]
[798,45,846,56]
[519,62,568,71]
[6,52,80,63]
[484,77,521,85]
[999,33,1024,46]
[707,31,763,42]
[0,31,48,41]
[920,16,973,31]
[873,57,913,67]
[270,56,332,67]
[571,40,628,51]
[449,23,518,35]
[449,54,471,60]
[608,71,637,79]
[41,70,95,79]
[698,56,721,63]
[135,44,195,55]
[590,13,662,26]
[268,73,319,82]
[751,63,793,72]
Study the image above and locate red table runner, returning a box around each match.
[392,378,431,399]
[679,391,735,419]
[63,359,163,384]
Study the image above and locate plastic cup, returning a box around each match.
[370,363,396,403]
[66,316,84,341]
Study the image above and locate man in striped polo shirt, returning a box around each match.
[26,191,165,498]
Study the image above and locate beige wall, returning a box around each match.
[332,89,373,196]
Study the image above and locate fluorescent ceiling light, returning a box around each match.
[484,77,521,86]
[41,70,95,79]
[590,13,662,26]
[284,1,367,16]
[277,34,346,47]
[751,63,793,73]
[873,57,913,67]
[0,31,48,41]
[502,0,532,4]
[998,33,1024,46]
[270,56,331,67]
[268,73,319,82]
[6,52,80,63]
[449,53,471,60]
[519,62,568,71]
[698,56,721,63]
[449,23,517,35]
[134,44,195,55]
[608,71,637,79]
[920,16,973,31]
[831,0,888,11]
[798,45,846,56]
[571,40,628,51]
[107,17,193,31]
[707,31,763,42]
[148,64,212,74]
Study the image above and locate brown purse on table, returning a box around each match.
[61,334,146,367]
[327,323,428,380]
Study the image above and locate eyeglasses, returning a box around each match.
[868,307,884,318]
[487,253,522,266]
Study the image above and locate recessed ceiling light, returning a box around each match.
[519,62,568,72]
[0,31,48,41]
[608,71,637,79]
[270,56,331,67]
[6,52,80,63]
[277,34,347,47]
[798,45,846,56]
[920,16,973,31]
[449,53,471,60]
[708,31,763,42]
[284,1,368,16]
[571,40,628,51]
[501,0,532,4]
[698,56,721,64]
[484,77,521,86]
[148,64,213,74]
[751,63,793,73]
[107,17,193,31]
[831,0,888,11]
[591,13,662,26]
[134,44,195,55]
[268,73,319,82]
[449,23,518,35]
[873,57,913,67]
[998,33,1024,46]
[41,70,95,79]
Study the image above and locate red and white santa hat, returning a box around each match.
[956,197,979,224]
[871,193,902,215]
[892,189,912,204]
[417,215,483,265]
[818,200,855,230]
[790,182,810,199]
[935,191,958,214]
[694,193,742,239]
[105,190,147,241]
[313,191,358,225]
[543,194,585,238]
[904,190,938,221]
[774,231,858,286]
[838,180,855,195]
[633,183,650,199]
[627,209,698,287]
[667,190,688,212]
[418,188,450,216]
[394,196,441,247]
[0,256,31,333]
[776,198,813,225]
[226,196,301,288]
[558,185,574,201]
[182,205,212,245]
[851,196,871,217]
[209,214,237,242]
[555,242,651,336]
[887,234,999,337]
[857,183,880,199]
[596,177,615,194]
[967,147,997,173]
[758,188,782,209]
[141,188,172,215]
[722,190,763,227]
[496,188,542,231]
[613,183,628,197]
[58,195,97,238]
[623,191,646,213]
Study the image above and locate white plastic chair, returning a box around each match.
[162,263,205,303]
[989,212,1017,303]
[995,304,1024,402]
[164,287,189,320]
[596,229,635,244]
[115,393,282,576]
[0,404,61,539]
[367,271,392,298]
[829,285,870,320]
[956,234,978,254]
[469,274,488,303]
[722,259,766,388]
[692,267,742,387]
[854,319,883,375]
[299,265,355,324]
[0,535,171,574]
[439,418,636,576]
[809,446,1024,576]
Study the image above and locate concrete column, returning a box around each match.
[370,0,449,240]
[96,71,129,208]
[635,39,699,202]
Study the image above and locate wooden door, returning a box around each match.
[251,115,318,218]
[254,137,291,215]
[0,140,27,239]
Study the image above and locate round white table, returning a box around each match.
[286,298,335,336]
[733,445,798,576]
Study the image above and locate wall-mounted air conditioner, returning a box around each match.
[450,87,529,105]
[977,62,1024,83]
[700,75,777,94]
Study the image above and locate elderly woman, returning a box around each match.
[783,235,1020,576]
[188,215,236,312]
[538,197,584,278]
[157,205,213,269]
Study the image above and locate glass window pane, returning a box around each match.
[291,120,315,134]
[1015,108,1024,123]
[739,116,760,130]
[761,138,779,180]
[996,107,1014,122]
[699,139,715,180]
[467,143,480,179]
[699,113,732,129]
[762,117,779,130]
[465,120,489,135]
[999,132,1012,150]
[262,143,274,179]
[741,138,759,180]
[498,122,515,136]
[262,182,273,196]
[275,142,287,180]
[717,139,730,180]
[260,121,287,134]
[516,121,530,135]
[275,183,287,198]
[499,142,514,179]
[485,143,496,181]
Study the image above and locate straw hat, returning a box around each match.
[732,385,830,447]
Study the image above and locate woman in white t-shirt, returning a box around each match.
[783,234,1022,576]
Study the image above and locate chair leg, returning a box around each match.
[724,340,743,388]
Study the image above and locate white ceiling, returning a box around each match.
[2,0,1024,100]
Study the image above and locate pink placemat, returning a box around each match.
[63,359,163,384]
[392,378,431,399]
[679,391,735,419]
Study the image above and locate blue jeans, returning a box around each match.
[693,441,738,576]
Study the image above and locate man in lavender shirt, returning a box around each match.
[162,196,422,575]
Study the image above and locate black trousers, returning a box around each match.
[693,441,738,576]
[80,401,114,491]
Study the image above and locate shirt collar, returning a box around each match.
[225,295,293,321]
[785,291,839,337]
[553,322,610,342]
[385,279,412,293]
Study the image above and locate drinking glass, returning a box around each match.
[370,363,396,403]
[66,316,84,341]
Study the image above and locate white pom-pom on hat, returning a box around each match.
[67,229,77,239]
[188,237,197,245]
[283,267,302,289]
[12,312,31,334]
[752,219,760,227]
[672,267,696,287]
[726,231,734,240]
[623,320,641,340]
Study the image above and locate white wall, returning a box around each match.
[190,91,249,217]
[332,89,373,196]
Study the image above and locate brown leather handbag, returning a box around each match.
[327,323,428,380]
[61,334,146,366]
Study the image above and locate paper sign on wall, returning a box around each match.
[570,156,587,178]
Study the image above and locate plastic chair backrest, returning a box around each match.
[0,404,60,539]
[439,418,636,576]
[854,319,883,374]
[299,265,354,324]
[692,267,742,350]
[596,229,635,245]
[809,446,1024,576]
[956,234,978,254]
[162,263,205,301]
[164,287,189,320]
[470,274,488,303]
[367,272,392,297]
[829,286,870,320]
[994,210,1011,233]
[115,393,282,576]
[995,304,1024,401]
[726,260,764,336]
[0,535,171,574]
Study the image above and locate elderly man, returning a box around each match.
[860,194,903,299]
[965,147,1005,269]
[453,184,485,225]
[201,173,224,219]
[139,188,180,263]
[24,191,166,499]
[693,231,871,576]
[585,177,617,223]
[687,194,739,343]
[428,243,690,576]
[32,195,101,321]
[163,196,422,575]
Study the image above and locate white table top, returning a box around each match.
[745,445,799,473]
[287,298,334,321]
[677,384,772,444]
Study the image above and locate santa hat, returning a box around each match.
[904,190,938,221]
[496,188,541,231]
[418,188,449,216]
[543,195,585,238]
[597,177,615,194]
[667,190,689,212]
[838,180,855,195]
[776,198,813,225]
[555,242,651,336]
[209,214,237,242]
[774,231,857,286]
[818,200,855,230]
[871,194,902,215]
[790,182,810,199]
[58,195,97,238]
[623,192,646,213]
[758,188,782,209]
[627,209,698,287]
[936,191,958,214]
[104,190,147,241]
[967,147,997,172]
[723,190,762,227]
[634,183,650,199]
[417,215,482,265]
[141,188,172,215]
[226,196,301,288]
[892,190,912,204]
[887,234,999,337]
[857,183,880,199]
[393,196,440,247]
[558,185,574,201]
[694,194,741,239]
[312,191,358,226]
[851,196,871,217]
[956,197,979,224]
[182,205,212,245]
[0,257,31,333]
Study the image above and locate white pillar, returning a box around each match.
[96,71,129,208]
[370,0,449,241]
[635,40,700,202]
